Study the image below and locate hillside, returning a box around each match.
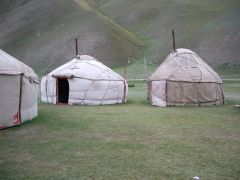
[99,0,240,66]
[0,0,239,76]
[0,0,145,75]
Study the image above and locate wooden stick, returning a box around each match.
[172,29,176,52]
[18,73,23,123]
[56,79,58,104]
[124,61,127,80]
[75,38,78,56]
[123,60,127,103]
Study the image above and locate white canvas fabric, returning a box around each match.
[0,49,39,129]
[41,55,127,105]
[148,48,224,106]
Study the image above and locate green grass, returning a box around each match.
[0,81,240,179]
[223,80,240,93]
[216,65,240,79]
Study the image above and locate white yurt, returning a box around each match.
[0,49,39,129]
[41,55,127,105]
[148,48,224,107]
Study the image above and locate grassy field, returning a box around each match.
[224,80,240,94]
[0,81,240,179]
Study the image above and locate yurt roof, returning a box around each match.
[149,48,222,83]
[0,49,38,78]
[48,55,124,81]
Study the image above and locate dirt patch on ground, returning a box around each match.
[13,125,42,137]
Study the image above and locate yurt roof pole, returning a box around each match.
[75,38,79,56]
[172,29,176,52]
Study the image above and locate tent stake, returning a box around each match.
[172,29,176,52]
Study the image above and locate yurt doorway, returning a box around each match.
[57,79,69,104]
